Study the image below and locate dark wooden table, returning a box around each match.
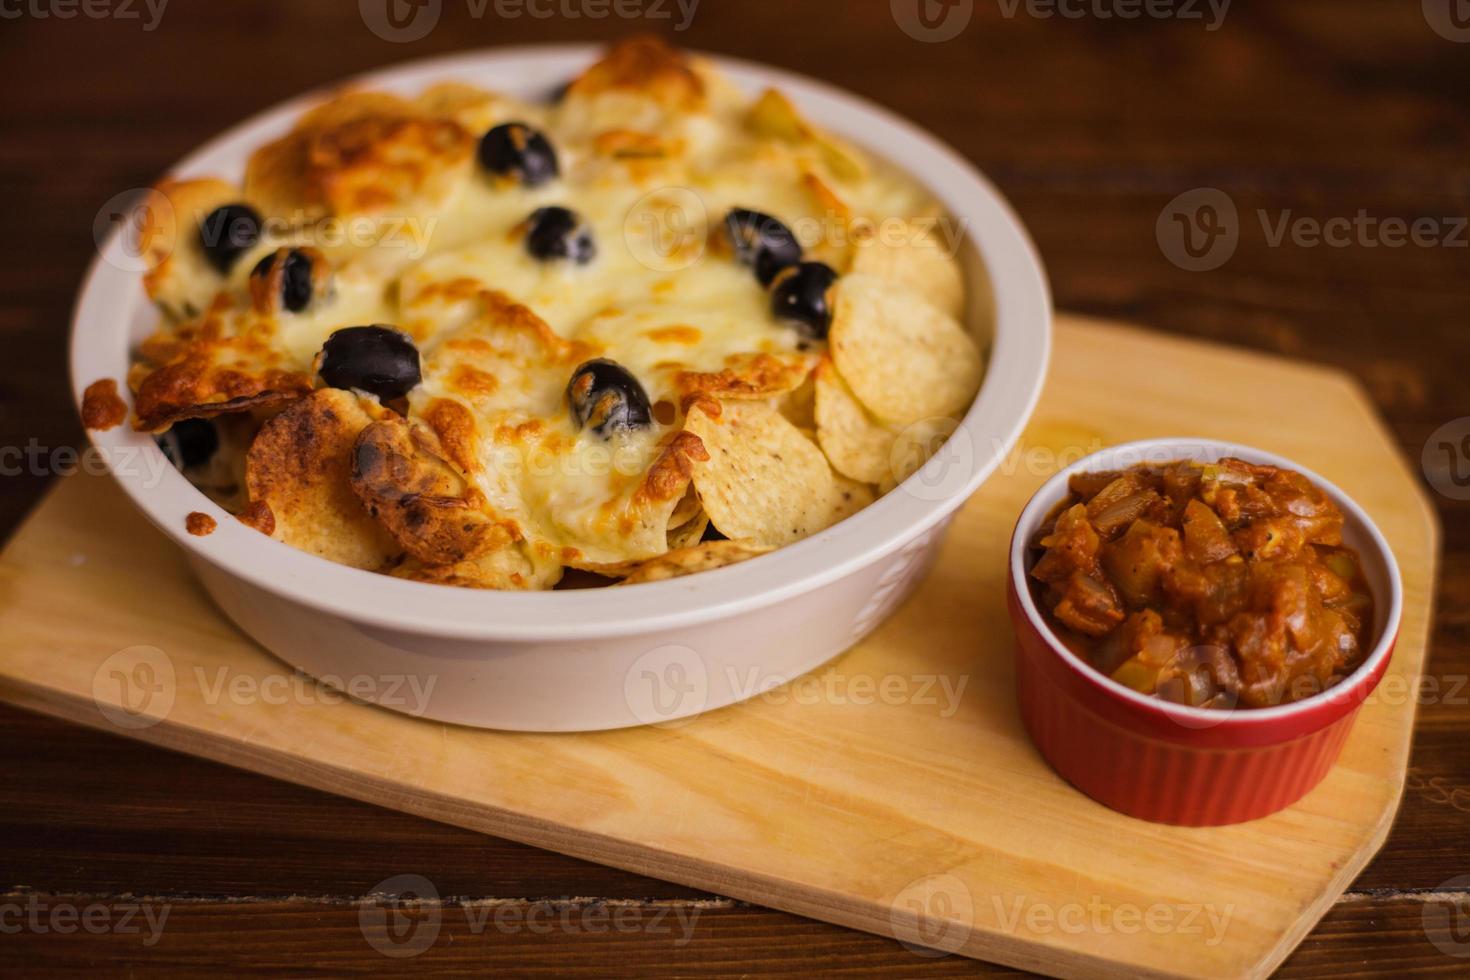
[2,2,1467,975]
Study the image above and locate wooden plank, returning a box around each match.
[1,891,1464,979]
[0,317,1438,978]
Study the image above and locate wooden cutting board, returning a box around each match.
[0,316,1438,979]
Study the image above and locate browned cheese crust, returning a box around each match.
[244,389,401,569]
[350,416,514,566]
[245,91,474,220]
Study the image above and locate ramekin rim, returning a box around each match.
[1008,436,1405,726]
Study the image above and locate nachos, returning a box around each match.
[112,37,986,589]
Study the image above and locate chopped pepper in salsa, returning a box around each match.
[1028,458,1374,709]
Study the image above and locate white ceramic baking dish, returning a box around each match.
[70,45,1051,731]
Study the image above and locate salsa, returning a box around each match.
[1028,458,1374,709]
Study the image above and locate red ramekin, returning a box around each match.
[1008,438,1404,826]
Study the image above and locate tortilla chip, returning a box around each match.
[414,81,507,133]
[350,416,508,565]
[746,88,868,184]
[620,429,709,539]
[562,487,709,577]
[129,299,316,433]
[616,540,773,585]
[132,358,313,433]
[831,473,878,522]
[778,372,817,430]
[667,512,711,550]
[566,35,706,111]
[675,351,816,403]
[814,359,898,485]
[245,90,473,220]
[243,389,400,570]
[828,273,983,427]
[684,400,853,548]
[668,484,701,527]
[391,545,563,591]
[848,220,965,319]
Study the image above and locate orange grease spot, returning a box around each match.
[186,512,217,536]
[81,379,127,430]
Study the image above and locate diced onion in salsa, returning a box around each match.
[1028,459,1374,709]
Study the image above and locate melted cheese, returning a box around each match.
[143,49,962,578]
